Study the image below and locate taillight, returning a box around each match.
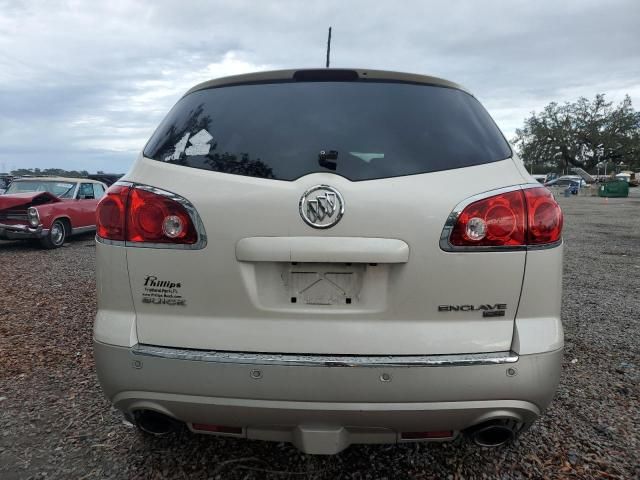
[96,183,202,247]
[524,187,563,245]
[443,186,562,250]
[126,188,197,244]
[449,190,526,247]
[96,184,129,241]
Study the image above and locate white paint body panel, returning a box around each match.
[94,242,138,347]
[512,246,564,355]
[94,156,560,355]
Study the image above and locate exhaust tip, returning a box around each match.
[133,410,179,436]
[465,420,517,448]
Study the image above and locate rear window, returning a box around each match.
[144,81,511,181]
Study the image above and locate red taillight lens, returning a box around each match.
[448,186,562,248]
[449,190,526,247]
[96,184,198,245]
[126,188,197,244]
[96,184,130,240]
[524,187,563,245]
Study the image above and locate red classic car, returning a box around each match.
[0,177,107,248]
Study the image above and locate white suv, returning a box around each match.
[94,69,564,454]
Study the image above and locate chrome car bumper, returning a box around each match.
[95,341,562,453]
[0,222,47,240]
[132,343,520,367]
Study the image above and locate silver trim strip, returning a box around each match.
[132,344,519,367]
[72,225,96,235]
[0,222,42,233]
[0,222,33,232]
[0,223,48,239]
[439,183,562,252]
[95,181,207,250]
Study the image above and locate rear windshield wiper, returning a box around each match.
[318,150,338,170]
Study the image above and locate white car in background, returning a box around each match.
[544,175,587,188]
[93,69,564,454]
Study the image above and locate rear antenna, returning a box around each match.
[325,26,332,68]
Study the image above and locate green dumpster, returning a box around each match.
[598,180,629,198]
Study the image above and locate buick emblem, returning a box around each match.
[299,185,344,229]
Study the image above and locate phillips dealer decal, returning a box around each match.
[141,275,186,306]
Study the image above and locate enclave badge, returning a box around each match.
[438,303,507,318]
[299,185,344,229]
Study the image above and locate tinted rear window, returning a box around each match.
[144,81,511,181]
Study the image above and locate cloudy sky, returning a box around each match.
[1,0,639,174]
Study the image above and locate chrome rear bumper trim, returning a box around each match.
[132,344,519,367]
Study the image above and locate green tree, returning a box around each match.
[513,94,640,173]
[10,168,90,178]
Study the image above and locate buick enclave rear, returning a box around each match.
[93,69,563,454]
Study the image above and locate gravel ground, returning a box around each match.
[1,190,639,479]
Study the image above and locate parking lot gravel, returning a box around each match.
[1,190,639,479]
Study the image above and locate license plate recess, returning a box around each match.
[288,263,364,305]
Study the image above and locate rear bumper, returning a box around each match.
[0,222,47,240]
[94,341,562,453]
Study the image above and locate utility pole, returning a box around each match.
[325,27,332,68]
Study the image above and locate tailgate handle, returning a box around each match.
[236,237,409,263]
